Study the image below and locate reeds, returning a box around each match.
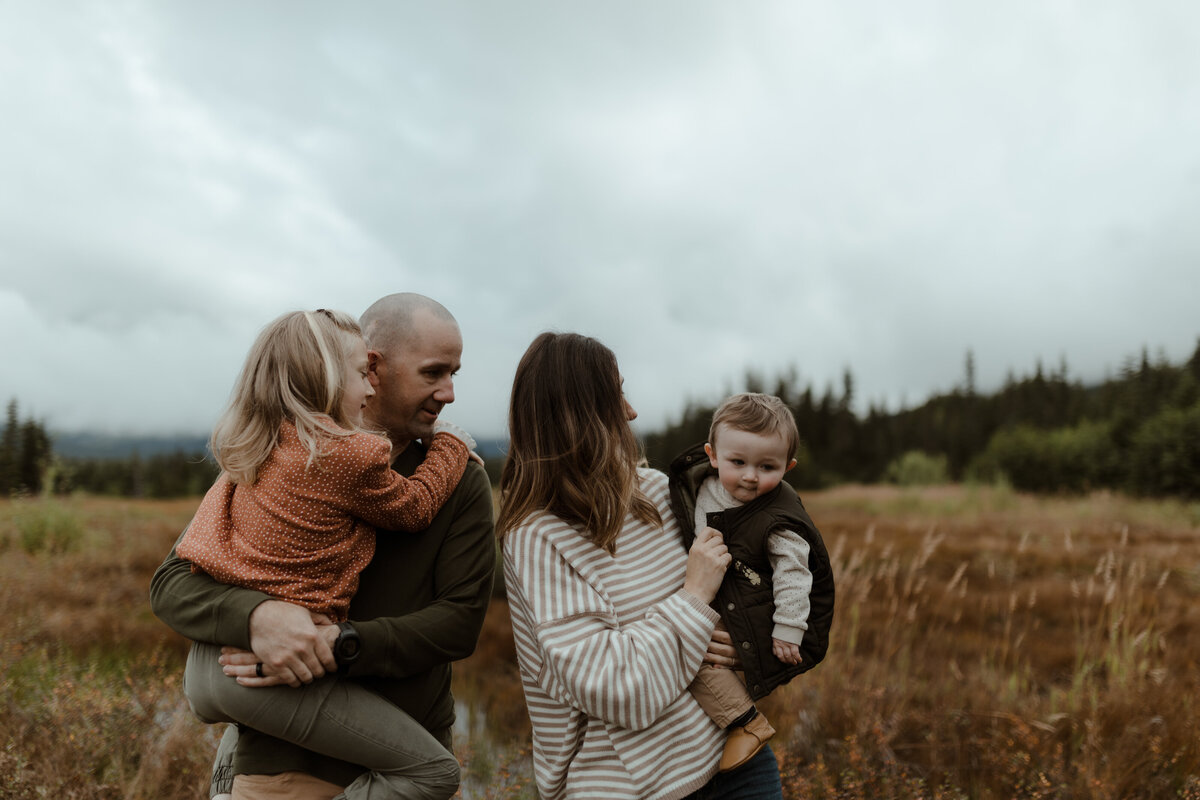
[2,487,1197,798]
[763,486,1200,799]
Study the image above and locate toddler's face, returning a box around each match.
[340,337,375,426]
[704,425,796,503]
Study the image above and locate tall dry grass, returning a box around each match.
[0,496,210,799]
[2,486,1198,798]
[762,485,1200,799]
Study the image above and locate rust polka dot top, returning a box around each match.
[177,420,469,622]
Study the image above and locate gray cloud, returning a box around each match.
[1,1,1197,438]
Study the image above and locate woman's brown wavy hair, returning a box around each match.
[497,332,660,553]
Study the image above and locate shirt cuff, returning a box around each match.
[771,623,806,645]
[676,588,722,625]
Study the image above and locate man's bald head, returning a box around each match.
[359,293,463,449]
[360,293,458,356]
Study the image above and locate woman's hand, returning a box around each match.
[682,526,731,604]
[703,627,742,670]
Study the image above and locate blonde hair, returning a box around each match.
[497,332,660,553]
[210,309,366,485]
[708,392,800,460]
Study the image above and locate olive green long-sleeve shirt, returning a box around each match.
[150,446,495,786]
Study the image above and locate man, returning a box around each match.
[150,293,495,799]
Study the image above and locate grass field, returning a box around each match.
[2,485,1198,799]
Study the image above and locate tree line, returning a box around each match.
[0,399,218,498]
[4,338,1199,499]
[642,340,1200,499]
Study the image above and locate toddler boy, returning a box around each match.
[668,393,835,772]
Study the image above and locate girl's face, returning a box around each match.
[340,337,375,425]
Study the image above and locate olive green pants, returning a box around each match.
[186,642,459,800]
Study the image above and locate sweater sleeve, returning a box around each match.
[766,527,813,645]
[149,529,269,648]
[334,431,469,533]
[351,461,495,678]
[505,518,719,732]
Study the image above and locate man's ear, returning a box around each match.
[704,442,717,468]
[366,350,382,386]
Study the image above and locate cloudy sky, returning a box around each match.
[2,2,1197,440]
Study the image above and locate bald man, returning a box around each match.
[151,293,495,799]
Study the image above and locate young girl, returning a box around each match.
[178,308,469,800]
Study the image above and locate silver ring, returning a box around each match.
[255,662,264,678]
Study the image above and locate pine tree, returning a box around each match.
[0,399,19,494]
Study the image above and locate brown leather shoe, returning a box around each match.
[718,713,776,772]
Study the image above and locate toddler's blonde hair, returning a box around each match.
[708,392,800,460]
[210,309,366,485]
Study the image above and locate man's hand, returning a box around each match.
[219,646,288,687]
[772,637,803,666]
[220,622,340,687]
[702,627,743,670]
[240,601,339,687]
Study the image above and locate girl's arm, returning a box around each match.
[333,426,471,532]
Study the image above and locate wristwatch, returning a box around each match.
[334,622,361,674]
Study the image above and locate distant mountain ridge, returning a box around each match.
[52,432,211,459]
[51,431,509,461]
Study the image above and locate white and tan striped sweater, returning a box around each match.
[503,469,725,800]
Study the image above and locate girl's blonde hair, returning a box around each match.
[211,309,366,485]
[497,331,660,553]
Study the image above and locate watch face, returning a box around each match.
[336,624,362,664]
[340,637,361,659]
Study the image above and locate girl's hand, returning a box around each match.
[433,420,483,465]
[772,637,803,665]
[683,526,731,604]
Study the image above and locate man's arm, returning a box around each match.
[350,462,496,678]
[150,530,267,648]
[150,532,337,685]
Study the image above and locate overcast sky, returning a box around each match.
[1,2,1197,440]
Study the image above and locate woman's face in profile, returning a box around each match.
[620,376,637,421]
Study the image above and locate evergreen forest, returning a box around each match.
[3,339,1199,499]
[642,341,1200,499]
[0,399,218,498]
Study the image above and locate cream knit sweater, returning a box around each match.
[503,469,725,800]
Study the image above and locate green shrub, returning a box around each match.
[981,421,1119,493]
[13,500,84,554]
[883,450,949,486]
[963,450,1008,487]
[1127,401,1200,498]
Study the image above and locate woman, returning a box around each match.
[498,332,784,799]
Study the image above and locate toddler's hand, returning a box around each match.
[433,420,478,451]
[772,638,802,665]
[433,419,483,464]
